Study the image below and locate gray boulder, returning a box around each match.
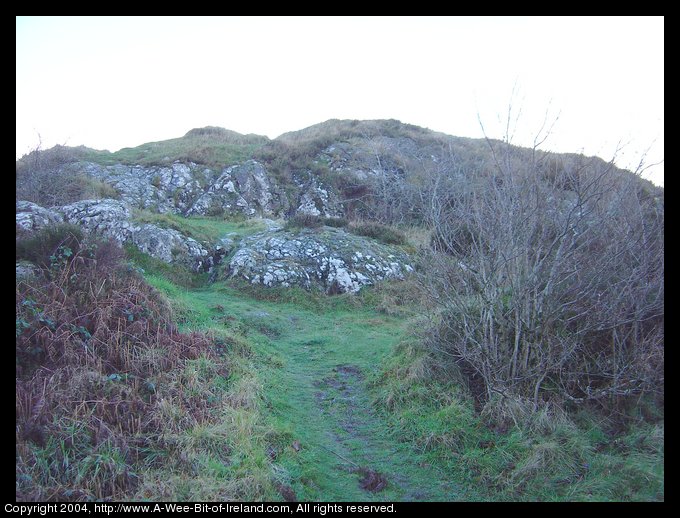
[228,227,413,293]
[16,201,63,233]
[58,199,135,243]
[131,224,211,272]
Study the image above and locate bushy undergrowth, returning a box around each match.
[284,214,348,231]
[370,333,664,501]
[348,221,408,246]
[16,146,119,206]
[16,231,276,501]
[16,223,84,269]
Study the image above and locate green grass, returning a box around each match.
[130,210,267,245]
[124,244,208,289]
[140,269,466,501]
[369,338,664,502]
[117,212,664,501]
[80,128,269,168]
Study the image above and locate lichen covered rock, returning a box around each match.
[19,199,213,272]
[16,201,63,233]
[58,199,134,243]
[228,227,413,293]
[131,224,211,272]
[293,172,344,218]
[65,160,284,218]
[187,160,282,217]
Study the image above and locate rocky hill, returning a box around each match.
[15,119,662,293]
[15,119,665,502]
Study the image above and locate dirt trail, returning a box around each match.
[187,287,461,500]
[312,364,431,499]
[273,328,460,502]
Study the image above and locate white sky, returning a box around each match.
[16,16,664,186]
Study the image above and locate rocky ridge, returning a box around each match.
[16,197,413,294]
[62,159,343,220]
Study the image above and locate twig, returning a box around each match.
[317,444,361,468]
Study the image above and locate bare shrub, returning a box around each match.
[421,122,664,413]
[16,141,121,207]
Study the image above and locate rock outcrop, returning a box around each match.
[131,224,211,272]
[59,199,135,243]
[62,157,349,220]
[15,201,63,233]
[65,160,297,218]
[228,227,413,293]
[187,160,282,217]
[293,172,344,218]
[17,198,414,292]
[17,199,216,273]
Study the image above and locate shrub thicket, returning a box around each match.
[421,145,664,415]
[16,145,119,207]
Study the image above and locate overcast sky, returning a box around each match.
[16,16,664,186]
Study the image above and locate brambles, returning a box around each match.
[16,223,84,269]
[15,231,273,501]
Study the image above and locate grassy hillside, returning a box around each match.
[16,214,663,501]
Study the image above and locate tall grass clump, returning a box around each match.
[349,221,408,245]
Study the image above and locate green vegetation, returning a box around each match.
[16,216,663,501]
[131,209,266,245]
[371,337,664,501]
[348,222,408,246]
[144,276,462,501]
[80,127,269,168]
[141,246,664,501]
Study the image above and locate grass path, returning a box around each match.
[152,278,463,501]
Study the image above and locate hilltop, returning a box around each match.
[16,119,663,502]
[16,118,663,219]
